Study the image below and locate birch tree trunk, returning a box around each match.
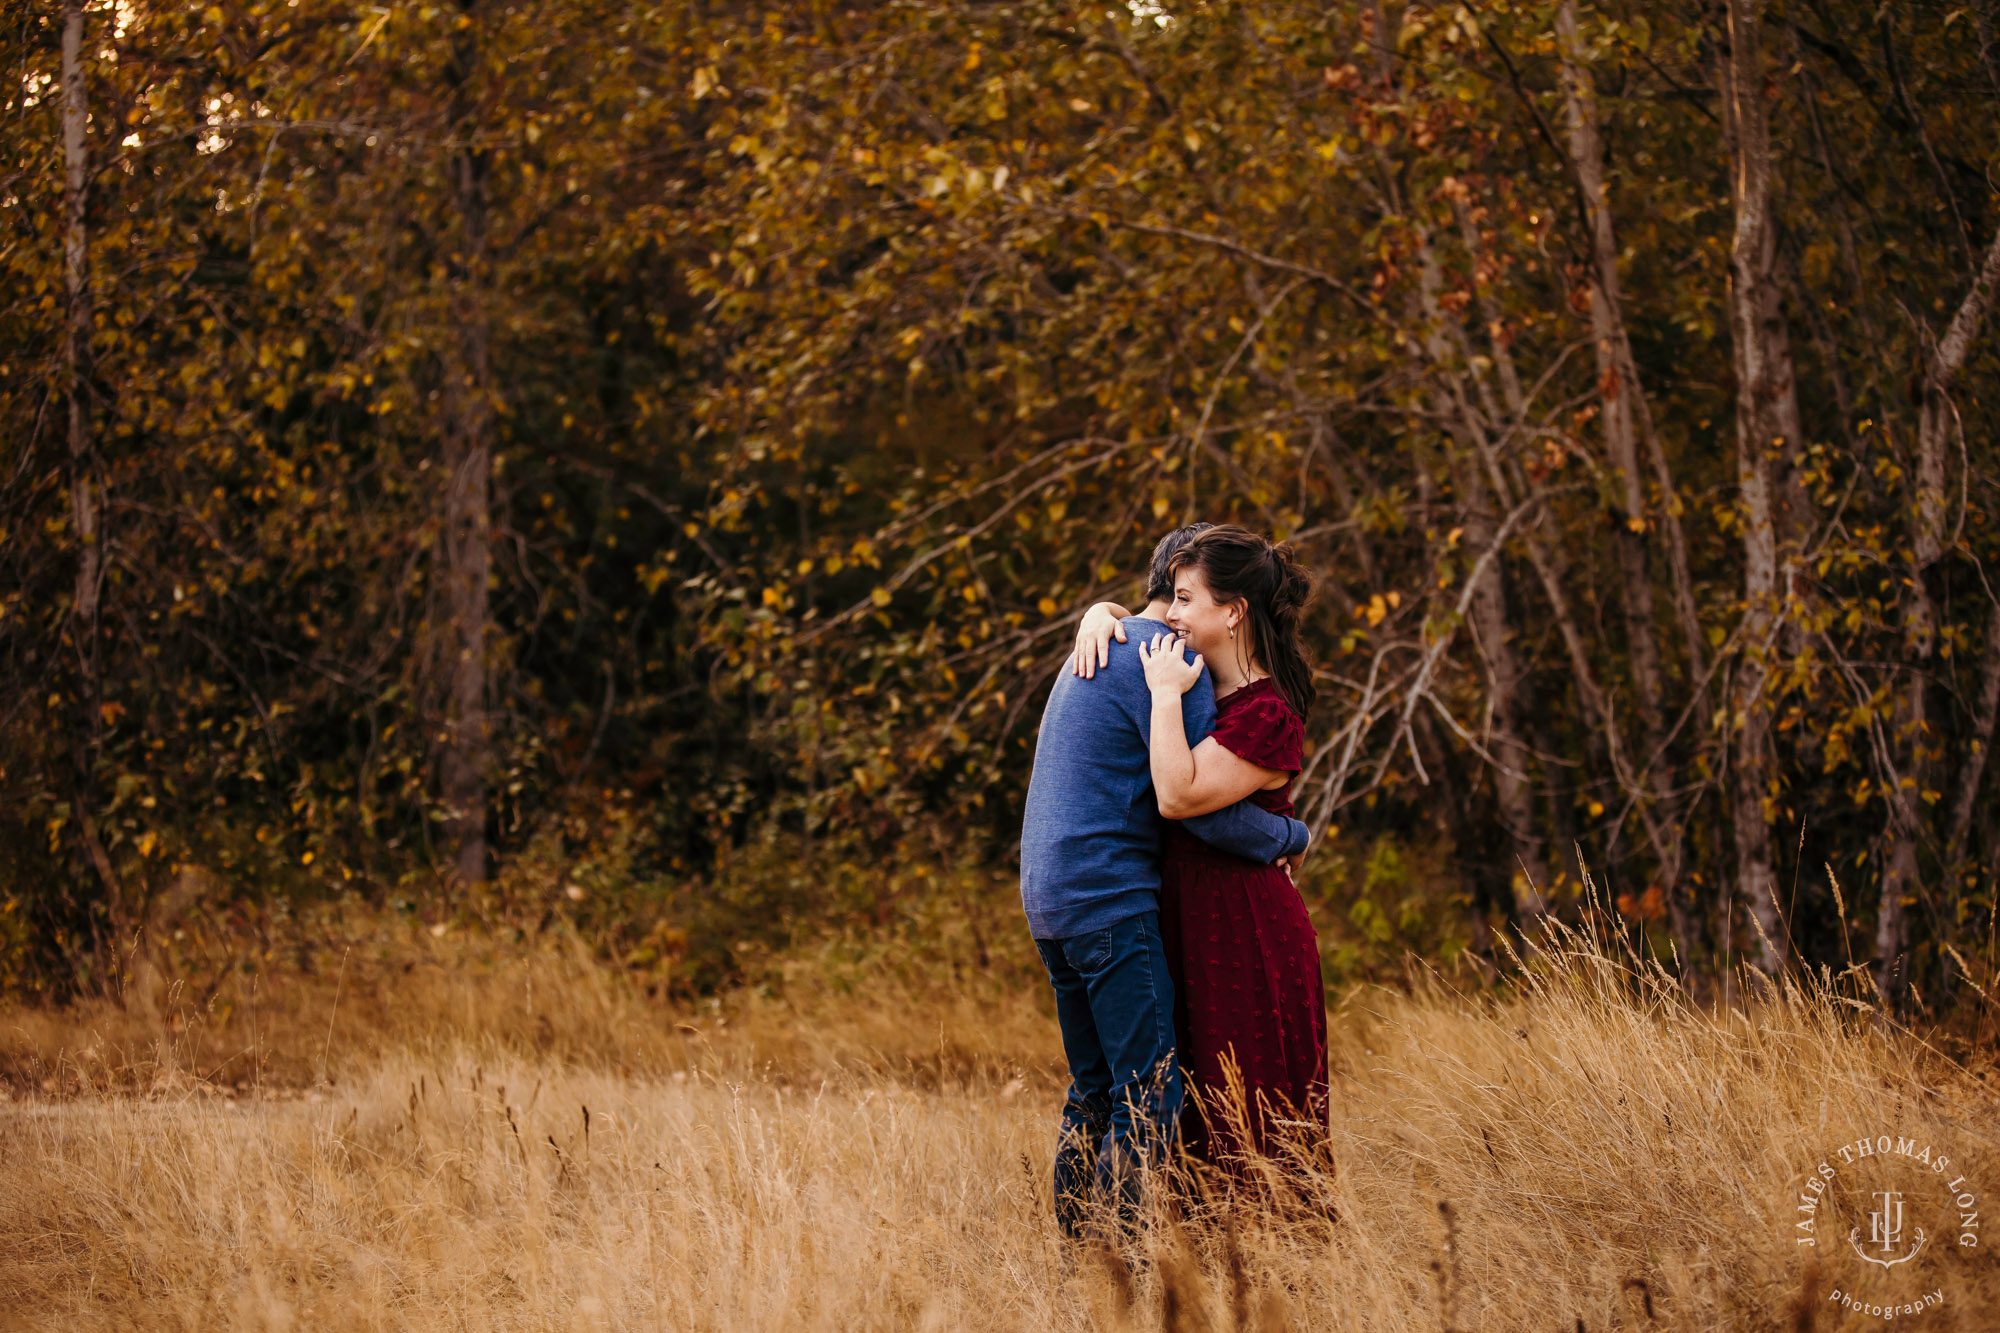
[1878,223,2000,1003]
[1720,0,1791,975]
[1555,1,1665,738]
[1443,203,1689,928]
[1358,6,1552,920]
[62,0,119,912]
[1554,0,1703,974]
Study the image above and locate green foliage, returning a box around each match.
[1307,832,1472,984]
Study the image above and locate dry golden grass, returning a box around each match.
[2,914,1998,1331]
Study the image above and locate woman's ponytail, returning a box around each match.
[1168,526,1318,721]
[1259,541,1317,721]
[1267,541,1314,621]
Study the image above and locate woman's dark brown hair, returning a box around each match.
[1167,524,1317,721]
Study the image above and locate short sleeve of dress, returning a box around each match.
[1208,686,1304,774]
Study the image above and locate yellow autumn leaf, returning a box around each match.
[871,587,892,607]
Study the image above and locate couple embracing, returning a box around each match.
[1020,522,1327,1237]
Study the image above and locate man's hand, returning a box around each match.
[1138,631,1204,696]
[1070,602,1129,678]
[1280,824,1311,879]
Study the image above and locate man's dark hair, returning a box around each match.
[1145,522,1214,603]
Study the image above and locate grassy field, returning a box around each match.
[1,913,1996,1331]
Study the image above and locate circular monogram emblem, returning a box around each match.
[1791,1130,1979,1319]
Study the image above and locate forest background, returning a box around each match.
[7,0,2000,1025]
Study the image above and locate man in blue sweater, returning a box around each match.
[1020,523,1310,1238]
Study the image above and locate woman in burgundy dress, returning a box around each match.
[1131,526,1328,1175]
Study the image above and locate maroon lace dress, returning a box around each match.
[1160,677,1329,1167]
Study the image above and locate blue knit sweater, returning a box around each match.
[1019,616,1310,939]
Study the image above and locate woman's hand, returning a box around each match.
[1070,602,1132,678]
[1138,632,1204,696]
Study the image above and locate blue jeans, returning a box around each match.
[1034,910,1183,1239]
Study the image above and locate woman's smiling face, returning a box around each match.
[1164,565,1240,662]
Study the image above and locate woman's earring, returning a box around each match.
[1228,624,1235,639]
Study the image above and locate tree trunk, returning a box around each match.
[1553,0,1704,977]
[1413,708,1507,974]
[1720,0,1790,976]
[439,369,491,886]
[440,24,493,886]
[1556,0,1666,743]
[61,0,119,917]
[1878,221,2000,1003]
[1946,595,2000,869]
[1458,459,1548,918]
[1439,215,1685,929]
[1411,231,1549,917]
